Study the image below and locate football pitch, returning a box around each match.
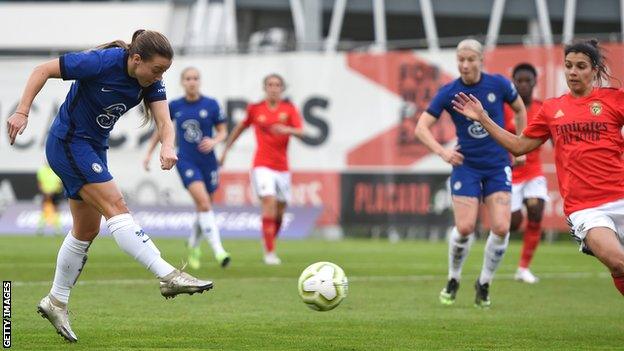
[1,235,622,350]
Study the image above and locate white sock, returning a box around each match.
[198,211,226,256]
[188,219,201,248]
[50,231,91,305]
[448,227,474,280]
[106,213,175,279]
[479,231,510,285]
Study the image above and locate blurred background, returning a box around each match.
[0,0,623,241]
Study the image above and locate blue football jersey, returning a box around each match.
[50,47,166,147]
[170,96,225,164]
[427,72,518,169]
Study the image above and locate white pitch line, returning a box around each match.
[9,271,610,287]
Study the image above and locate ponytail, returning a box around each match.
[96,29,174,126]
[564,39,617,87]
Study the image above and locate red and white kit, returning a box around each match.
[522,88,624,244]
[244,100,303,202]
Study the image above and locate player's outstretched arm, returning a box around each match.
[219,121,248,165]
[414,111,464,166]
[8,59,61,145]
[452,92,543,156]
[149,100,178,170]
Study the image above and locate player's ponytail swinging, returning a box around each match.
[564,39,617,87]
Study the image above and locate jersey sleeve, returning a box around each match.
[144,80,167,103]
[59,50,104,80]
[426,86,449,118]
[289,104,303,128]
[168,101,176,121]
[498,74,519,103]
[242,104,254,127]
[522,104,550,140]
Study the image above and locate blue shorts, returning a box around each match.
[449,164,511,199]
[175,157,219,194]
[46,134,113,200]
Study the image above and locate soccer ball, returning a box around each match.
[298,261,348,311]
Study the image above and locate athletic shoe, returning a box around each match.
[263,252,282,265]
[515,267,539,284]
[36,295,78,343]
[187,246,201,270]
[160,269,213,299]
[439,278,459,305]
[474,280,491,308]
[216,251,231,268]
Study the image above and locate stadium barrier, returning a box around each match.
[2,44,616,234]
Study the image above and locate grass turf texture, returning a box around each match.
[1,236,622,350]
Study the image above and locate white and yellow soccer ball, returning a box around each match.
[298,261,348,311]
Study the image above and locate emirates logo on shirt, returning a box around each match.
[555,121,608,144]
[590,102,602,116]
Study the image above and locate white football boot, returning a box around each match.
[159,269,213,299]
[515,267,539,284]
[37,295,78,342]
[263,252,282,265]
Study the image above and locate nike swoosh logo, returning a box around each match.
[142,238,151,243]
[101,88,114,92]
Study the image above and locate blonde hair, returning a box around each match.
[456,39,483,57]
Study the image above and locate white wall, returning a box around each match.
[0,2,172,50]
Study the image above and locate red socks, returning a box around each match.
[519,221,542,269]
[262,217,277,252]
[613,274,624,296]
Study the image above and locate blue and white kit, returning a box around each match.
[427,72,518,198]
[170,96,226,193]
[47,47,166,199]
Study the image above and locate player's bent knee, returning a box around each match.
[605,254,624,276]
[491,223,510,236]
[456,224,475,236]
[526,207,544,223]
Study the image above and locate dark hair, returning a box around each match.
[97,29,173,61]
[512,63,537,79]
[564,39,612,87]
[263,73,286,88]
[97,30,174,125]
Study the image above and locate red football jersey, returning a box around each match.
[504,100,544,183]
[523,88,624,216]
[243,100,303,171]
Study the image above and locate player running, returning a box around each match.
[6,30,213,342]
[503,63,548,284]
[220,74,305,265]
[415,39,527,307]
[144,67,231,270]
[452,39,624,297]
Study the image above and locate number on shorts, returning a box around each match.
[210,170,218,186]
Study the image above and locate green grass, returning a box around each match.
[0,236,622,350]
